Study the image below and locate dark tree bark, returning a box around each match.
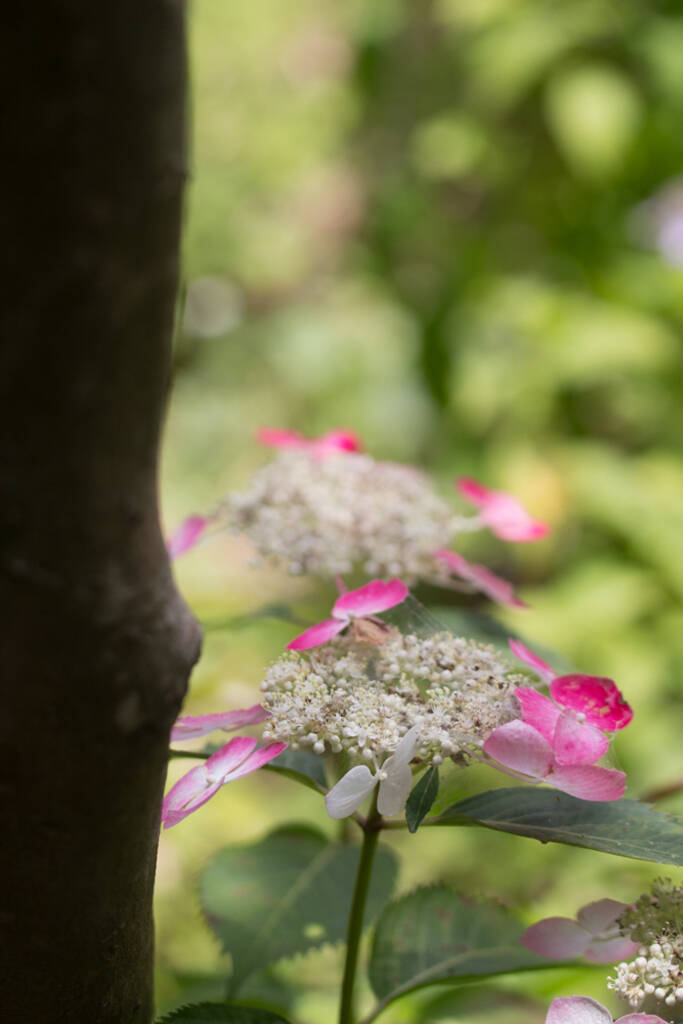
[0,3,200,1021]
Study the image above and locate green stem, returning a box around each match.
[339,798,381,1024]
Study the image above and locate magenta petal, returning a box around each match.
[576,899,629,936]
[286,618,347,650]
[546,997,613,1024]
[584,935,641,963]
[546,764,627,802]
[204,736,258,780]
[457,478,549,542]
[550,675,633,731]
[509,639,556,684]
[222,741,287,781]
[515,688,560,744]
[163,779,222,828]
[457,477,493,506]
[483,719,554,778]
[435,549,528,608]
[170,705,269,742]
[162,763,208,821]
[553,711,610,766]
[167,515,209,559]
[314,429,362,455]
[521,917,591,959]
[332,578,409,619]
[257,427,306,449]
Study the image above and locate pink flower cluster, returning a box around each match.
[483,641,631,801]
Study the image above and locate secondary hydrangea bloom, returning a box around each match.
[522,899,640,963]
[325,727,419,818]
[545,996,666,1024]
[260,628,523,817]
[608,880,682,1010]
[457,477,550,542]
[161,736,286,828]
[287,578,408,650]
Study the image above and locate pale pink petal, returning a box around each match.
[509,639,556,684]
[457,478,550,543]
[167,515,209,559]
[577,899,629,935]
[550,675,633,731]
[521,917,591,959]
[204,736,258,780]
[332,578,409,619]
[222,741,287,781]
[313,429,363,455]
[615,1015,669,1023]
[584,935,641,963]
[546,764,627,802]
[546,996,613,1024]
[377,762,413,817]
[257,427,306,449]
[325,765,378,819]
[286,617,347,650]
[162,763,209,823]
[163,779,223,828]
[515,687,561,744]
[170,705,269,742]
[553,711,610,766]
[483,719,555,778]
[434,549,528,608]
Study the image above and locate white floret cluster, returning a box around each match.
[224,451,471,581]
[259,630,522,770]
[608,880,682,1009]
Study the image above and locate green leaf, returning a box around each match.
[406,767,439,833]
[436,788,683,865]
[156,1005,290,1023]
[262,748,327,792]
[368,886,550,1009]
[201,825,398,995]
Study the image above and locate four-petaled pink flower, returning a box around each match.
[522,899,640,963]
[167,515,210,559]
[545,996,666,1024]
[170,705,270,742]
[257,427,362,459]
[434,548,527,608]
[162,736,286,828]
[457,477,550,542]
[286,578,409,650]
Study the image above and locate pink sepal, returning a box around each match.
[553,711,609,766]
[257,427,362,458]
[546,997,614,1024]
[522,917,592,959]
[483,719,555,778]
[457,477,550,542]
[167,515,209,559]
[509,639,556,684]
[514,687,560,744]
[286,618,347,651]
[550,675,633,732]
[584,935,641,963]
[332,578,408,619]
[171,705,269,742]
[257,427,306,448]
[434,549,528,608]
[576,899,628,934]
[546,764,627,802]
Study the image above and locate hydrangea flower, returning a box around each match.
[325,727,419,818]
[286,578,409,650]
[162,736,286,828]
[608,880,682,1010]
[522,899,640,963]
[434,548,527,608]
[545,996,666,1024]
[457,477,550,542]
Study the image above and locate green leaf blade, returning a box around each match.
[156,1005,291,1023]
[262,748,327,791]
[406,767,439,833]
[436,788,683,864]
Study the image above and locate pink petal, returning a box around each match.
[576,899,629,935]
[550,676,633,731]
[163,779,223,828]
[515,687,561,744]
[313,429,362,455]
[546,996,613,1024]
[546,764,627,802]
[332,578,409,619]
[457,477,550,543]
[257,427,306,449]
[286,617,347,651]
[167,515,209,559]
[584,935,641,963]
[483,719,555,779]
[222,741,287,781]
[434,549,528,608]
[170,705,269,742]
[553,711,610,766]
[521,917,591,959]
[509,639,556,685]
[205,736,258,780]
[162,763,209,821]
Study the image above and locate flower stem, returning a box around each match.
[339,799,381,1024]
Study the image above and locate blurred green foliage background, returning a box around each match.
[157,2,683,1021]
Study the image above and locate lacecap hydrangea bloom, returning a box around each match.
[168,428,549,603]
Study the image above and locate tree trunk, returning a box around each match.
[0,3,199,1021]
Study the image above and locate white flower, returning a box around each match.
[325,727,420,819]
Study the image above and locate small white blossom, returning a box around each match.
[608,880,682,1010]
